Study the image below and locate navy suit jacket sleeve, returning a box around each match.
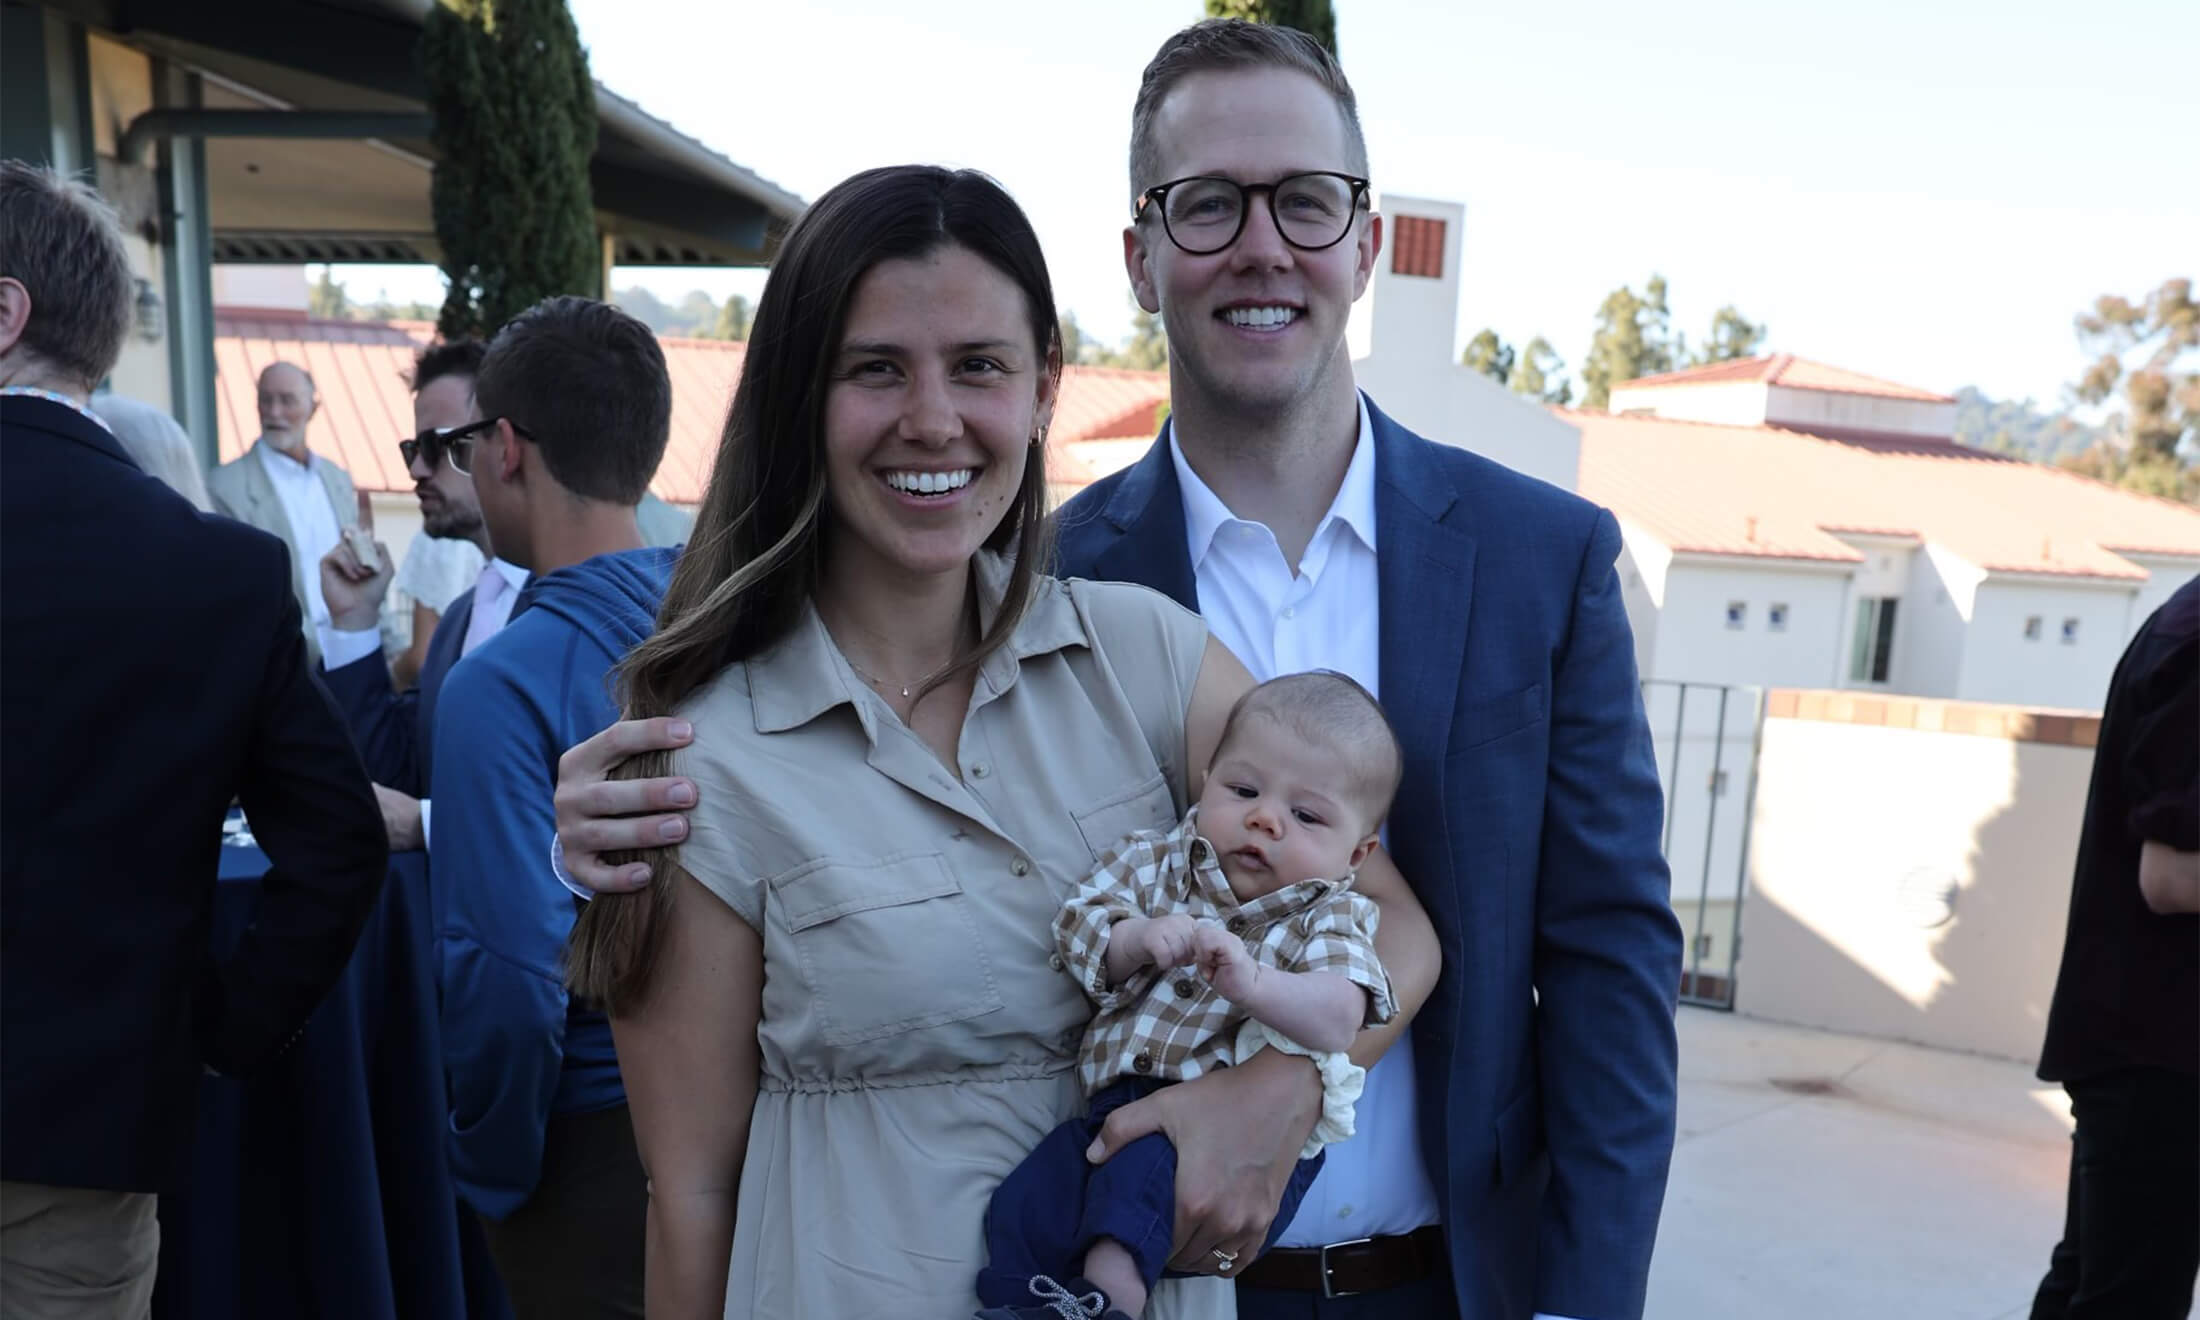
[321,648,423,796]
[1532,509,1682,1317]
[199,551,389,1077]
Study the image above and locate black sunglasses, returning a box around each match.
[1135,171,1371,256]
[397,417,528,477]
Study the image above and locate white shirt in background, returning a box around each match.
[257,440,343,634]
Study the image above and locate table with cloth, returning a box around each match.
[151,813,510,1319]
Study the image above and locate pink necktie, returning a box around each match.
[460,564,509,656]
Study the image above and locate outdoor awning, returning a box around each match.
[61,0,803,266]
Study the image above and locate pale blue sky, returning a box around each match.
[334,0,2196,408]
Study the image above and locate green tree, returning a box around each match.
[308,267,351,320]
[1205,0,1337,56]
[1580,274,1678,409]
[423,0,600,341]
[670,289,718,337]
[2074,277,2197,465]
[1511,336,1572,405]
[611,285,672,333]
[712,293,752,342]
[1690,304,1766,365]
[1059,311,1101,366]
[1462,328,1513,385]
[1119,305,1169,371]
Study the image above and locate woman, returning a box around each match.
[566,165,1437,1319]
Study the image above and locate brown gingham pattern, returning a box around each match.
[1054,809,1394,1096]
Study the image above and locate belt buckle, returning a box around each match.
[1319,1236,1374,1299]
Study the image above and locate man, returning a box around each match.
[207,360,360,664]
[547,21,1680,1320]
[432,297,676,1317]
[316,338,530,852]
[1,160,386,1316]
[2031,575,2198,1319]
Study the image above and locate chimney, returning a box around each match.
[1348,194,1465,366]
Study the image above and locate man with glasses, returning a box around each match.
[317,340,530,853]
[547,20,1680,1320]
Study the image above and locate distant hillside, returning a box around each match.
[1952,386,2099,464]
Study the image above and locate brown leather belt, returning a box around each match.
[1234,1224,1447,1297]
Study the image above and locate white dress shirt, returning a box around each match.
[321,555,528,851]
[1169,395,1445,1247]
[257,440,343,635]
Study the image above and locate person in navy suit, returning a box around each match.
[546,21,1681,1319]
[314,338,531,854]
[0,158,387,1315]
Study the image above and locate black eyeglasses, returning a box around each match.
[1135,171,1371,256]
[397,417,528,477]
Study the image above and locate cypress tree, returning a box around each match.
[423,0,600,341]
[1205,0,1338,58]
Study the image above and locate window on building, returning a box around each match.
[2061,617,2080,645]
[1725,601,1747,630]
[1849,596,1898,684]
[2023,615,2043,641]
[1693,933,1715,961]
[1768,603,1789,632]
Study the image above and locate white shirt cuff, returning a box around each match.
[553,835,593,902]
[418,798,432,851]
[318,624,383,671]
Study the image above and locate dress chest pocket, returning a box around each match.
[1071,774,1181,864]
[768,851,1004,1046]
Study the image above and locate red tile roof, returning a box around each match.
[1571,408,2200,581]
[213,311,1169,504]
[1618,353,1955,404]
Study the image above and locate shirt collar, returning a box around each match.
[489,557,530,591]
[747,550,1089,735]
[2,386,111,436]
[1167,392,1378,568]
[1178,805,1354,918]
[256,437,318,479]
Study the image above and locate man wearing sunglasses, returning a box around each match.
[316,341,530,854]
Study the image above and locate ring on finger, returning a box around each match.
[1211,1247,1238,1272]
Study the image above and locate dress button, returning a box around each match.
[1173,978,1196,999]
[1133,1052,1153,1074]
[1048,953,1064,972]
[1010,857,1031,876]
[1227,916,1247,935]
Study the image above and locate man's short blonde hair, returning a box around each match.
[0,160,134,390]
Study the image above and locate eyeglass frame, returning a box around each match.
[396,416,531,477]
[1134,171,1372,256]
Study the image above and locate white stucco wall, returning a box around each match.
[1763,386,1957,439]
[1650,560,1854,690]
[1615,522,1671,680]
[1345,192,1581,494]
[1827,538,1916,690]
[1897,545,1986,698]
[1959,578,2136,711]
[2120,554,2200,646]
[1606,380,1773,427]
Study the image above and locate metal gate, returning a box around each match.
[1639,680,1767,1010]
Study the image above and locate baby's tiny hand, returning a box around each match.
[1192,922,1260,1003]
[1138,914,1202,969]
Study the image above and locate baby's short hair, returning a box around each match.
[1212,671,1404,829]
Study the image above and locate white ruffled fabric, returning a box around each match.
[1230,1018,1366,1160]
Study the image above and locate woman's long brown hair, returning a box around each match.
[566,165,1062,1014]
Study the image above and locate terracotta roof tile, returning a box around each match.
[214,311,1170,505]
[1570,408,2200,581]
[1619,353,1954,403]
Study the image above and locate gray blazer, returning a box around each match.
[207,440,359,665]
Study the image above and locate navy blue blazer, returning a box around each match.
[1,394,386,1191]
[1055,398,1682,1320]
[321,585,477,797]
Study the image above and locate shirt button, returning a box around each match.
[1133,1052,1153,1074]
[1173,978,1196,999]
[1282,606,1296,620]
[970,763,989,779]
[1048,953,1064,972]
[1010,857,1031,877]
[1227,916,1247,935]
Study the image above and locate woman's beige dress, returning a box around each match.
[671,558,1235,1319]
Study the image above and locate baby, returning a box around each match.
[975,671,1403,1320]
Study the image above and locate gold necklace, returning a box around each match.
[842,653,957,701]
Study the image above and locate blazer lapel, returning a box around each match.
[316,460,356,529]
[1372,398,1477,845]
[1084,426,1199,611]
